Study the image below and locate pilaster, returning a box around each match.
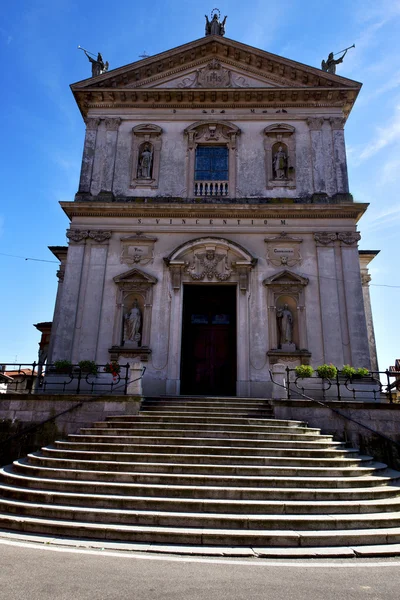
[330,117,349,193]
[78,118,100,194]
[307,117,325,194]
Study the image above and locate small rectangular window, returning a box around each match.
[195,146,228,181]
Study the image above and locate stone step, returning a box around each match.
[70,433,345,450]
[106,415,309,427]
[26,454,385,478]
[3,496,400,531]
[85,427,337,445]
[144,396,273,404]
[140,407,274,416]
[91,421,332,443]
[4,476,400,514]
[0,511,399,547]
[2,469,399,501]
[39,446,370,467]
[11,461,398,489]
[53,439,357,458]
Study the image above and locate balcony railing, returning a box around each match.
[194,181,229,197]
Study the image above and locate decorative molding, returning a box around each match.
[165,236,256,292]
[314,232,338,246]
[66,229,89,243]
[361,273,372,286]
[56,265,66,282]
[338,231,361,245]
[264,232,302,267]
[120,232,158,266]
[108,346,152,362]
[263,269,309,293]
[88,230,112,243]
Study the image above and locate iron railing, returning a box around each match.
[280,367,400,403]
[0,362,132,395]
[0,366,146,463]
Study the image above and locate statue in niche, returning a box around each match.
[273,145,288,180]
[137,143,153,179]
[205,11,227,36]
[123,299,142,347]
[277,304,295,350]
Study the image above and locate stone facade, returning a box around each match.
[48,34,378,397]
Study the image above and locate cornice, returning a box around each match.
[73,87,359,119]
[60,201,368,221]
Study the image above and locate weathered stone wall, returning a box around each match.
[273,399,400,470]
[80,109,348,199]
[0,394,141,467]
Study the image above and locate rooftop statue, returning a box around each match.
[205,9,227,36]
[321,44,355,74]
[78,46,109,77]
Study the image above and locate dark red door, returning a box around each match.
[180,285,236,396]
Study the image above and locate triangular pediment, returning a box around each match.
[114,267,157,285]
[263,270,309,287]
[71,36,361,118]
[72,36,361,91]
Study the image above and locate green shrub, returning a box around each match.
[316,364,337,379]
[78,360,98,375]
[53,360,72,373]
[294,365,314,379]
[341,364,356,378]
[356,367,370,377]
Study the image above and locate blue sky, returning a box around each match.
[1,0,399,372]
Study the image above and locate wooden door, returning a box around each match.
[180,285,236,396]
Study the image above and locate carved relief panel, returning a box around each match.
[264,232,303,267]
[165,237,256,292]
[264,124,296,189]
[131,124,162,189]
[120,232,157,266]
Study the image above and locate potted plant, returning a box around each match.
[316,364,337,380]
[77,360,98,376]
[294,365,314,379]
[355,367,370,378]
[53,360,73,374]
[341,364,356,379]
[104,361,121,379]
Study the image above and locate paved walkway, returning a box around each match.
[1,537,400,600]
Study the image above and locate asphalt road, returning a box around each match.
[1,541,400,600]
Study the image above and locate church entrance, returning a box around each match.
[180,285,237,396]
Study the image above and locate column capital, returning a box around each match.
[66,229,89,244]
[330,117,346,130]
[88,230,112,243]
[338,231,361,246]
[307,117,324,131]
[104,118,121,131]
[84,117,101,131]
[313,232,338,246]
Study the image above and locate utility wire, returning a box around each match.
[0,252,58,264]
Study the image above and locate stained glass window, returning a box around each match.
[195,146,229,181]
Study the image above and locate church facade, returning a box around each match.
[47,25,378,398]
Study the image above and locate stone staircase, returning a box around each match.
[1,396,400,553]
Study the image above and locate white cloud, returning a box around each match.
[359,105,400,161]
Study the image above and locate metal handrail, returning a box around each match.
[269,368,400,451]
[0,366,146,459]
